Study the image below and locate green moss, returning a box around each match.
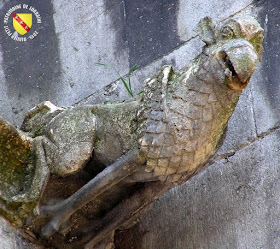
[0,118,38,225]
[93,133,101,149]
[0,133,33,193]
[90,100,139,156]
[0,197,36,227]
[0,208,23,227]
[249,31,264,56]
[211,95,240,149]
[34,127,44,137]
[23,104,50,123]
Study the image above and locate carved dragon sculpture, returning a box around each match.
[0,16,263,248]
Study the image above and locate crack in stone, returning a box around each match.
[213,125,280,164]
[249,85,259,137]
[257,125,280,138]
[193,125,280,179]
[221,1,256,21]
[72,3,256,108]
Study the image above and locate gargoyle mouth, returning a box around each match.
[224,54,249,91]
[219,40,259,91]
[226,56,237,77]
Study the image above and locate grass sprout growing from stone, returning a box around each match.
[96,63,138,97]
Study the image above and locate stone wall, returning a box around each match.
[0,0,279,248]
[0,216,42,249]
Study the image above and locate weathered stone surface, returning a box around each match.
[0,0,130,126]
[177,0,254,41]
[115,1,280,247]
[0,0,277,248]
[21,101,64,137]
[0,0,61,126]
[0,116,34,225]
[0,14,263,248]
[51,0,130,107]
[120,0,181,68]
[115,129,280,249]
[42,106,96,176]
[19,15,261,247]
[77,37,204,107]
[216,84,257,156]
[0,216,41,249]
[0,117,49,227]
[0,0,252,127]
[251,0,280,135]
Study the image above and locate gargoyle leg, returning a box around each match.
[39,149,141,238]
[80,171,195,248]
[82,180,174,248]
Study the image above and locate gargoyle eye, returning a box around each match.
[221,26,235,39]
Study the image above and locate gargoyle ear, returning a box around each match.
[196,17,216,45]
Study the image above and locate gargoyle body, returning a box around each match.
[0,16,263,248]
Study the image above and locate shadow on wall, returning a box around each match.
[256,0,280,124]
[105,0,182,69]
[0,0,61,111]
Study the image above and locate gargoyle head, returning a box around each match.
[196,16,264,90]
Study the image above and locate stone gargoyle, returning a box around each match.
[0,16,263,248]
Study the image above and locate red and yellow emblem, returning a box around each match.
[13,13,32,35]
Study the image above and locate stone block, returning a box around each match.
[116,129,280,248]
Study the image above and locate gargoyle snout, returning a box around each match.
[219,40,259,90]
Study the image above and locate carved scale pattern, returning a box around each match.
[137,56,239,181]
